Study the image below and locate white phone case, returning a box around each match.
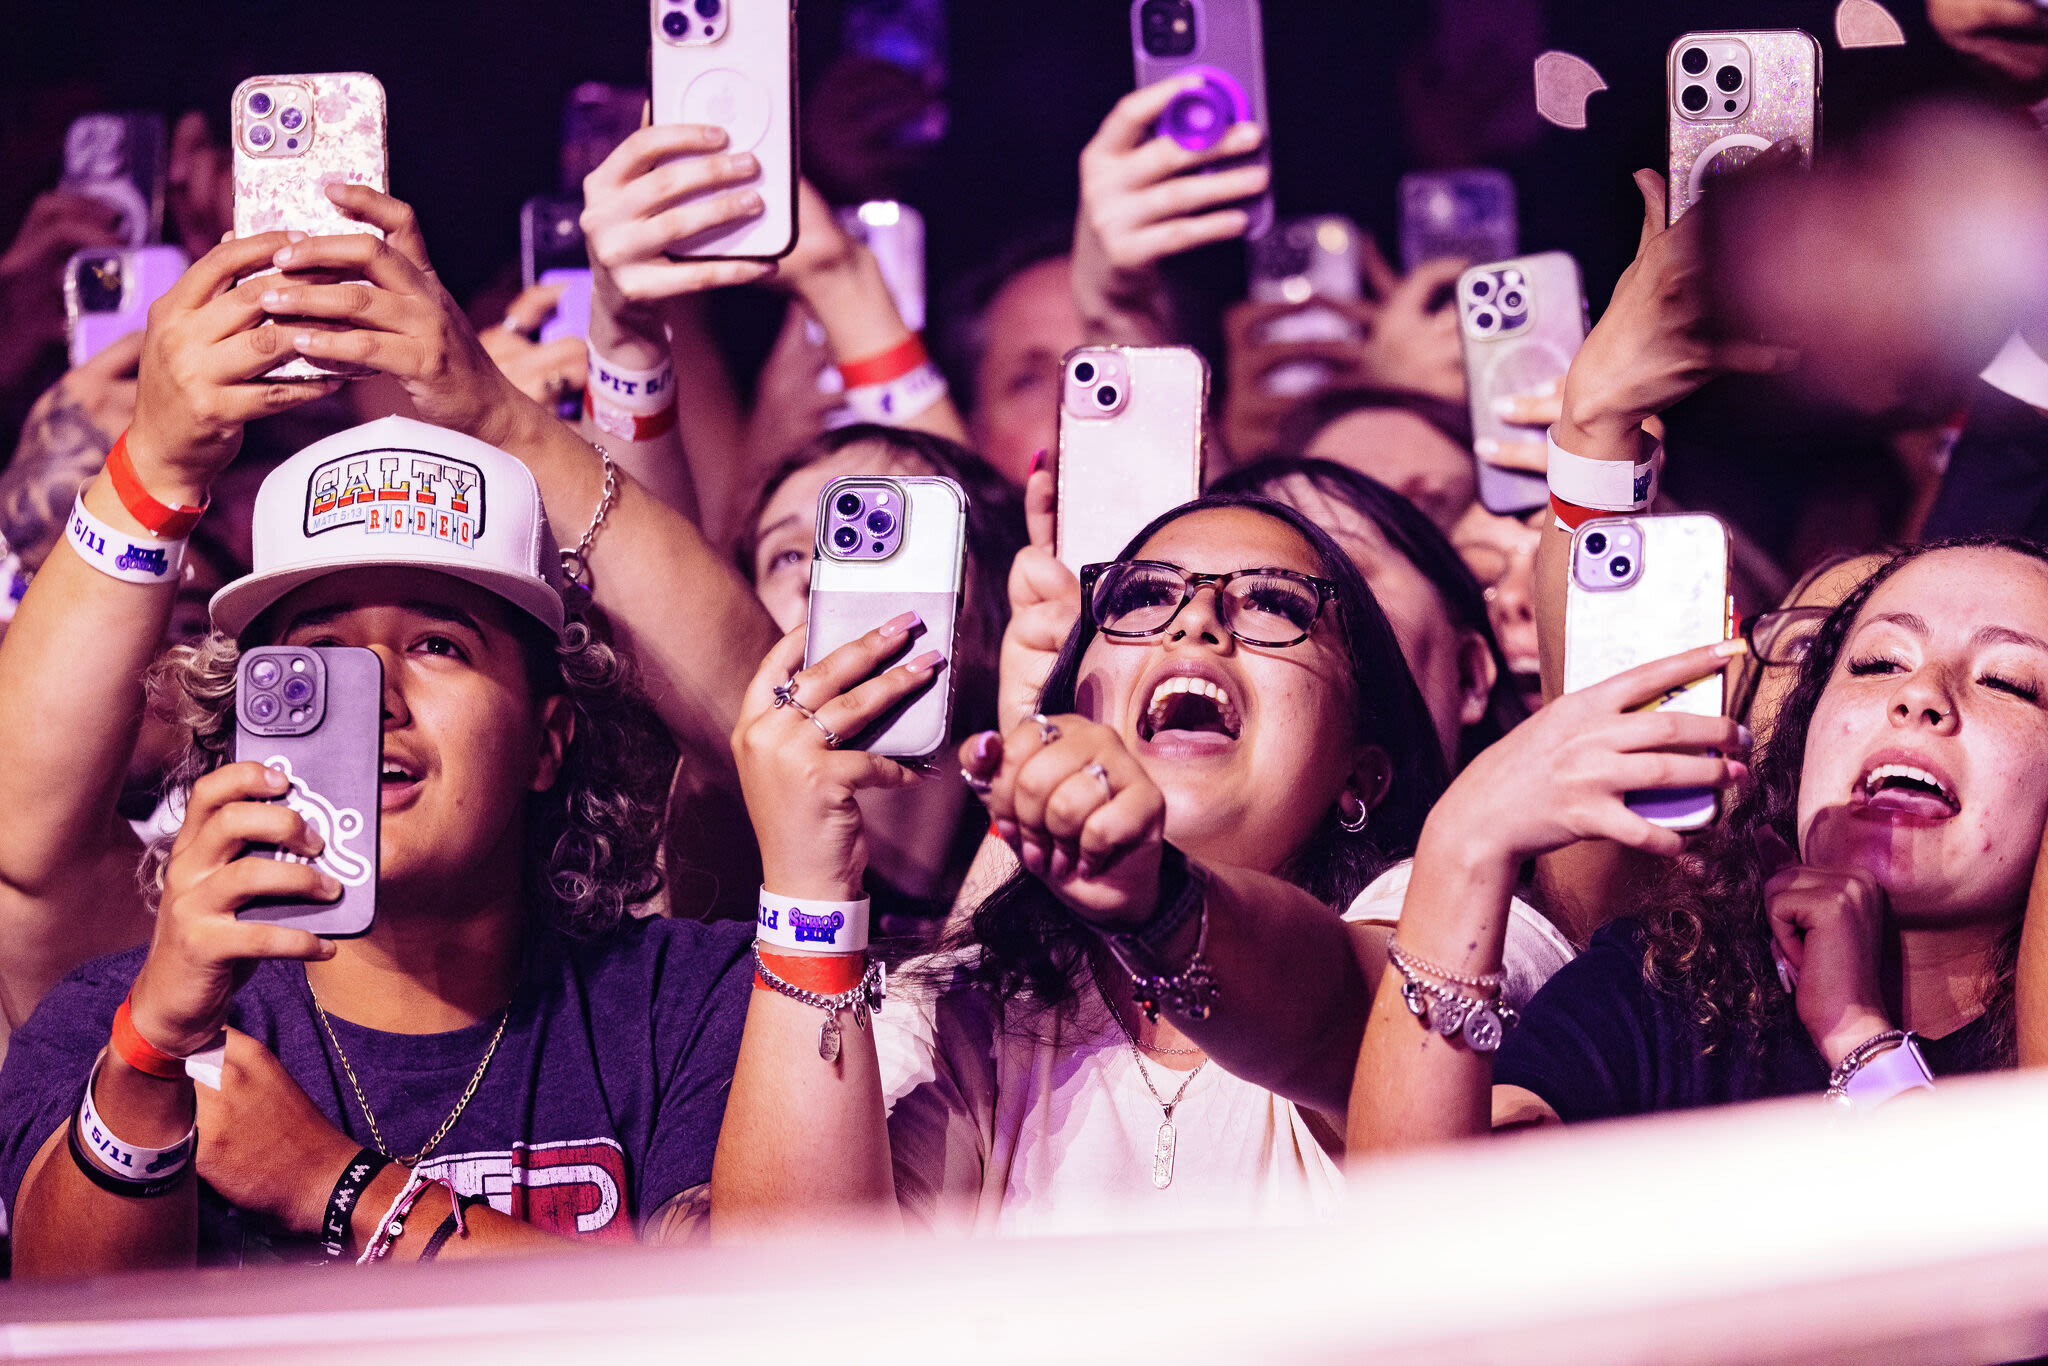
[650,0,798,260]
[1056,346,1208,575]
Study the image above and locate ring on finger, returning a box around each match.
[1032,713,1061,746]
[1084,761,1113,799]
[960,765,993,795]
[807,711,841,749]
[771,676,802,710]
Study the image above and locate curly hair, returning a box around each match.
[1638,535,2048,1062]
[141,614,676,938]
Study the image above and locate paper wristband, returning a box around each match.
[112,996,189,1079]
[68,496,186,586]
[583,387,677,442]
[78,1056,196,1185]
[1844,1037,1935,1109]
[756,888,870,954]
[837,334,928,388]
[1546,427,1659,525]
[757,947,868,995]
[585,346,675,415]
[843,362,948,426]
[106,431,208,539]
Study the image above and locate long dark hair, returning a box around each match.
[1640,535,2048,1061]
[951,493,1450,1013]
[1212,456,1528,766]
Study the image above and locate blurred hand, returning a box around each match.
[1357,240,1467,405]
[195,1029,357,1238]
[1765,856,1895,1068]
[2,333,143,561]
[996,459,1082,735]
[479,282,588,407]
[0,191,124,389]
[1219,297,1374,457]
[744,303,841,470]
[1476,373,1561,474]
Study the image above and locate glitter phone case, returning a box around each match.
[649,0,798,260]
[1459,250,1588,516]
[1563,514,1733,830]
[1666,31,1819,225]
[1056,346,1208,576]
[1130,0,1274,240]
[231,72,389,381]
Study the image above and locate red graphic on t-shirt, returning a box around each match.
[413,1137,633,1241]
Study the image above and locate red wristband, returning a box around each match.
[1549,492,1609,531]
[755,948,868,995]
[836,334,928,388]
[111,996,188,1080]
[582,388,677,441]
[105,432,209,539]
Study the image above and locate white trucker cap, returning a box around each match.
[210,415,567,638]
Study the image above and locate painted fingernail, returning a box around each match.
[1030,448,1048,475]
[1737,724,1755,750]
[994,818,1020,844]
[908,650,945,673]
[292,332,314,351]
[880,610,921,638]
[972,730,999,762]
[260,289,283,308]
[1728,761,1751,785]
[1714,638,1749,658]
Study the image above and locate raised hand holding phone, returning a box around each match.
[997,455,1082,736]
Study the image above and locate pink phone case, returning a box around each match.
[1666,31,1820,224]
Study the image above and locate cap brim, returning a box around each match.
[209,560,567,640]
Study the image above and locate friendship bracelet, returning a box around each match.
[105,431,208,538]
[756,947,868,995]
[751,943,884,1063]
[358,1171,461,1265]
[319,1148,392,1260]
[68,495,186,586]
[72,1055,196,1196]
[756,887,871,954]
[111,996,190,1080]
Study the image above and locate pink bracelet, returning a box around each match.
[356,1171,462,1265]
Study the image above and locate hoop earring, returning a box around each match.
[1339,801,1370,834]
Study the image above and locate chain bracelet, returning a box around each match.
[1387,939,1506,991]
[559,444,618,592]
[1386,943,1517,1052]
[751,945,886,1063]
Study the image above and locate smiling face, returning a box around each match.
[750,442,936,631]
[1795,547,2048,924]
[1071,506,1379,875]
[266,569,569,910]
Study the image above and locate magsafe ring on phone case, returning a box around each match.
[1160,65,1249,151]
[682,69,772,153]
[1686,132,1774,202]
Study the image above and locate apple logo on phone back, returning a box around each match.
[682,70,771,153]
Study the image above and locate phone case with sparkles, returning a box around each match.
[1563,514,1732,830]
[64,245,189,368]
[1130,0,1274,240]
[1666,31,1819,224]
[1398,170,1517,274]
[1056,346,1208,576]
[1460,251,1588,516]
[650,0,798,260]
[805,477,968,762]
[233,646,382,937]
[231,73,389,381]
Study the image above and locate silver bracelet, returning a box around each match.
[751,944,885,1064]
[559,444,618,596]
[1387,941,1517,1052]
[1825,1028,1932,1107]
[1103,893,1219,1024]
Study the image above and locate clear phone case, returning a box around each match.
[1056,345,1208,575]
[1563,514,1733,830]
[1666,30,1819,224]
[1458,250,1588,516]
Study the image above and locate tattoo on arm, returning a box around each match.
[644,1180,712,1245]
[1,387,113,562]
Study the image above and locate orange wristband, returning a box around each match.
[105,432,209,539]
[836,334,928,388]
[111,996,188,1080]
[755,948,868,995]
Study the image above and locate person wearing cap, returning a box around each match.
[0,224,757,1273]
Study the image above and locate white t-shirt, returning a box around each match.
[1341,861,1576,1011]
[873,859,1574,1236]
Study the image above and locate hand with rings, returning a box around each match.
[476,280,590,406]
[733,611,947,900]
[958,714,1166,927]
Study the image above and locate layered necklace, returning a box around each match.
[1093,970,1206,1190]
[308,971,510,1167]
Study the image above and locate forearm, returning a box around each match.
[799,255,968,445]
[1074,264,1174,348]
[1346,823,1520,1155]
[582,294,700,525]
[0,848,154,1034]
[709,988,900,1237]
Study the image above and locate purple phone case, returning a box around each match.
[537,267,593,346]
[1130,0,1274,240]
[232,646,381,937]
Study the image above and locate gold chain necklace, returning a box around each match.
[308,975,510,1167]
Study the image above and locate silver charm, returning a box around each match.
[1401,977,1432,1020]
[1152,1118,1178,1189]
[1462,1004,1505,1052]
[818,1014,841,1063]
[1431,993,1469,1039]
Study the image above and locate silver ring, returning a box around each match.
[771,677,801,709]
[809,712,841,749]
[960,766,993,795]
[1084,761,1113,799]
[1032,713,1062,746]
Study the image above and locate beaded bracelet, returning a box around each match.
[1387,941,1518,1052]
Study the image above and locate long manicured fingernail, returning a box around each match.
[879,610,920,639]
[1737,724,1755,750]
[1714,638,1749,658]
[907,650,944,674]
[1030,448,1047,475]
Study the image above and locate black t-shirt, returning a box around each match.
[0,914,752,1265]
[1494,919,2003,1122]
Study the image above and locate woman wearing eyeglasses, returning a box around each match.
[710,493,1553,1234]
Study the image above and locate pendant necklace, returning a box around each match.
[1095,971,1205,1189]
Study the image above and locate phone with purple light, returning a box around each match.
[1399,170,1517,273]
[64,245,188,367]
[1130,0,1273,239]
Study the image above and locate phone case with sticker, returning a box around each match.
[233,646,381,937]
[231,72,388,381]
[650,0,797,260]
[1666,31,1819,224]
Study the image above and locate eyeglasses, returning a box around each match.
[1080,560,1338,648]
[1742,605,1833,666]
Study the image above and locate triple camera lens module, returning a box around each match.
[824,484,905,561]
[1459,266,1531,340]
[660,0,725,45]
[242,650,322,734]
[1674,40,1748,120]
[241,84,311,158]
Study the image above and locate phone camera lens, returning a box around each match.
[662,10,690,37]
[249,91,274,116]
[1500,290,1525,311]
[1608,556,1633,579]
[1680,47,1709,76]
[282,676,315,706]
[249,124,274,148]
[1095,385,1120,408]
[248,693,280,723]
[1073,360,1096,385]
[866,509,895,536]
[1469,277,1492,299]
[1473,310,1497,331]
[695,0,720,14]
[1716,65,1743,93]
[279,107,304,131]
[832,525,860,551]
[250,658,281,688]
[1680,85,1708,114]
[1584,531,1608,556]
[835,491,863,517]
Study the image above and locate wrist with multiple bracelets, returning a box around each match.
[68,430,210,587]
[834,334,948,427]
[1545,425,1661,531]
[1825,1028,1934,1110]
[1386,941,1518,1052]
[752,887,885,1063]
[1097,846,1219,1024]
[583,343,677,442]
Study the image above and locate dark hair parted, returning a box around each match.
[951,493,1451,1013]
[737,423,1027,742]
[1639,536,2048,1062]
[1273,384,1475,457]
[142,606,675,939]
[1212,456,1528,767]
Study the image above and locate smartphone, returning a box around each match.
[231,72,390,381]
[1457,250,1589,516]
[559,81,647,193]
[1056,346,1207,576]
[650,0,798,260]
[520,195,587,290]
[1666,31,1820,224]
[1562,514,1734,831]
[1130,0,1274,240]
[1398,170,1517,274]
[844,0,948,148]
[536,268,593,349]
[1248,215,1364,397]
[817,202,928,419]
[62,113,167,248]
[64,245,189,367]
[804,475,968,762]
[232,646,382,936]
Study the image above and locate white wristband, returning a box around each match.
[67,495,186,585]
[585,345,675,416]
[843,361,947,426]
[79,1056,195,1182]
[757,888,871,954]
[1545,427,1660,511]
